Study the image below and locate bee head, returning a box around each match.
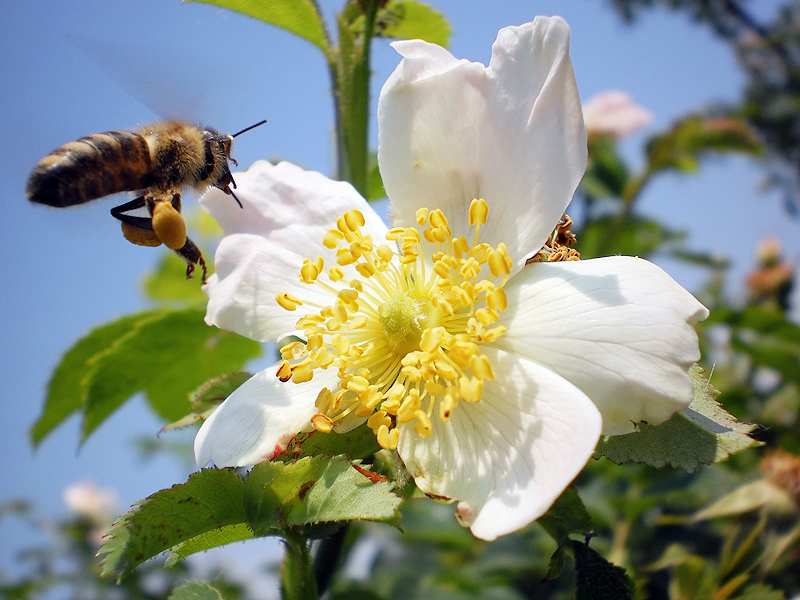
[213,120,267,209]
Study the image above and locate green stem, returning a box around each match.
[599,167,652,255]
[281,532,318,600]
[312,524,350,595]
[333,0,380,195]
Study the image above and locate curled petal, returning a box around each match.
[396,348,602,541]
[194,367,341,467]
[378,16,586,273]
[201,161,388,341]
[495,257,709,435]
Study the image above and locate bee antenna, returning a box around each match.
[232,119,267,138]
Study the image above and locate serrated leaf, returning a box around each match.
[166,523,255,566]
[572,540,635,600]
[187,0,330,57]
[376,1,451,47]
[191,371,253,411]
[280,423,381,462]
[595,365,759,471]
[535,487,593,546]
[99,468,246,582]
[244,456,401,535]
[163,372,253,432]
[168,581,225,600]
[543,544,569,582]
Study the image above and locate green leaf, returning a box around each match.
[329,588,386,600]
[535,487,593,546]
[190,371,253,411]
[32,307,261,445]
[582,136,630,199]
[99,468,246,582]
[376,1,451,47]
[366,153,386,201]
[732,584,786,600]
[102,457,401,581]
[280,423,381,462]
[244,455,401,535]
[691,479,797,521]
[577,214,685,259]
[165,523,255,566]
[543,543,570,582]
[668,248,731,270]
[31,313,148,446]
[595,365,760,471]
[168,581,225,600]
[186,0,330,57]
[162,372,253,433]
[572,540,635,600]
[646,116,762,175]
[142,252,209,304]
[84,308,261,439]
[728,306,800,386]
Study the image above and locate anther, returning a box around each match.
[276,292,303,311]
[468,198,488,226]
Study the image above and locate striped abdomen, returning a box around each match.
[26,131,155,207]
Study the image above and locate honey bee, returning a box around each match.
[26,119,266,284]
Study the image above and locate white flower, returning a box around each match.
[193,16,708,541]
[582,90,654,139]
[63,481,121,521]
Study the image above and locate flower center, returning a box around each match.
[275,199,511,450]
[378,290,440,355]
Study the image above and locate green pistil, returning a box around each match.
[378,291,440,355]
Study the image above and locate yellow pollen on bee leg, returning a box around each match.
[151,201,187,250]
[275,201,513,449]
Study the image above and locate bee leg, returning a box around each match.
[111,196,163,246]
[110,196,151,227]
[173,237,208,285]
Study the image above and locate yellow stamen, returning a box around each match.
[275,202,513,449]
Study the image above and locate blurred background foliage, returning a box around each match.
[4,1,800,599]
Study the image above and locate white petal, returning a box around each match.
[201,160,387,241]
[495,257,709,435]
[396,347,602,541]
[378,16,586,273]
[194,366,340,467]
[204,233,324,341]
[201,161,389,341]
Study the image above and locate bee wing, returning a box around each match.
[72,36,229,124]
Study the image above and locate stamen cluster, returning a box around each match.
[275,199,512,449]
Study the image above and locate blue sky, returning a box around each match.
[1,0,794,589]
